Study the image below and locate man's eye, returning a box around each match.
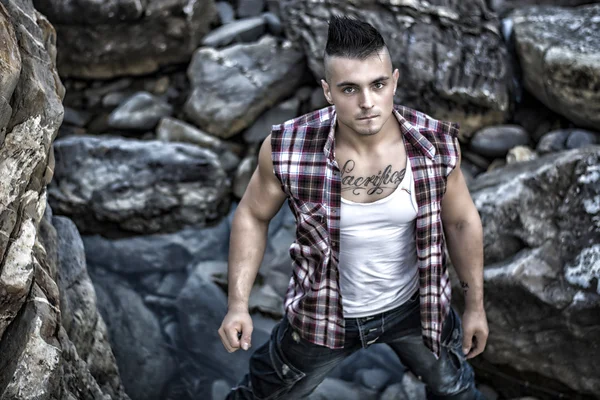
[342,87,355,94]
[374,82,385,89]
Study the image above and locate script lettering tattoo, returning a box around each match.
[460,281,469,295]
[340,160,405,196]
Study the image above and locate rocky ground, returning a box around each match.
[0,0,599,399]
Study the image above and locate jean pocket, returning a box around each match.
[441,309,465,371]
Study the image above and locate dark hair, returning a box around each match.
[325,15,386,59]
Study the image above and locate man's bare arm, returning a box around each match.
[218,134,286,352]
[441,141,488,359]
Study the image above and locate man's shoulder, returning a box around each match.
[271,106,335,137]
[394,104,459,139]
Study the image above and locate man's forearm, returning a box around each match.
[445,216,484,310]
[227,207,269,310]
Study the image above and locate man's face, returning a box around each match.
[321,49,399,137]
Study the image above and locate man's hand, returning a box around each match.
[218,306,254,353]
[461,308,488,359]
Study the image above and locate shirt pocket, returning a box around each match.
[294,200,329,251]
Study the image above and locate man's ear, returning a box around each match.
[393,68,399,95]
[321,79,333,104]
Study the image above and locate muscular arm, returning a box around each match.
[228,134,286,309]
[219,134,286,352]
[441,140,488,358]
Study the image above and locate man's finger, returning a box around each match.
[240,323,254,351]
[226,327,242,350]
[462,332,473,356]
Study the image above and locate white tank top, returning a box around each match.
[338,157,419,318]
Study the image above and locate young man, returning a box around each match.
[219,16,488,400]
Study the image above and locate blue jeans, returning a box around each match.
[227,291,484,400]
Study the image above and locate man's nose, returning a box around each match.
[359,90,374,109]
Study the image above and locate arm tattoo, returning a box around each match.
[460,281,469,294]
[340,159,405,196]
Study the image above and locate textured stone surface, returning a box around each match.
[279,0,512,139]
[33,0,217,78]
[470,125,530,158]
[48,136,230,235]
[511,5,600,130]
[108,91,173,131]
[466,147,600,396]
[184,36,306,138]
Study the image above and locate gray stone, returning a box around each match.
[216,2,236,24]
[566,129,599,149]
[189,260,229,287]
[263,12,282,35]
[157,272,188,298]
[467,147,600,395]
[279,1,512,139]
[249,284,283,316]
[184,36,306,138]
[511,5,600,130]
[470,125,530,158]
[478,384,499,400]
[202,16,266,48]
[108,92,173,130]
[490,0,598,16]
[380,383,408,400]
[244,97,300,143]
[354,368,391,391]
[310,87,328,111]
[212,379,231,400]
[157,116,223,149]
[82,218,230,275]
[233,151,258,198]
[307,377,376,400]
[536,129,571,154]
[63,107,91,127]
[175,268,270,386]
[34,0,217,78]
[237,0,265,18]
[401,372,426,400]
[102,92,132,108]
[91,270,176,400]
[506,145,537,164]
[48,136,230,235]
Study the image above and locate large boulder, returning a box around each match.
[511,5,600,131]
[33,0,217,79]
[278,0,512,139]
[184,36,306,139]
[48,136,231,235]
[465,147,600,396]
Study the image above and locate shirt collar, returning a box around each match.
[322,106,437,162]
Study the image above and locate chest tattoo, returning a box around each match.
[340,159,406,196]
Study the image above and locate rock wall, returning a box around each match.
[0,0,129,399]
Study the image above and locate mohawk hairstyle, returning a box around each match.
[324,15,386,60]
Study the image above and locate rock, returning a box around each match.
[52,216,129,399]
[400,372,426,400]
[238,0,265,18]
[354,368,391,391]
[108,92,173,131]
[157,272,188,298]
[310,87,328,111]
[190,260,229,287]
[470,125,530,158]
[490,0,597,16]
[175,267,270,394]
[478,384,499,400]
[463,150,492,170]
[512,91,569,143]
[380,383,408,400]
[216,1,235,24]
[263,12,282,36]
[506,145,537,164]
[243,97,300,143]
[212,379,231,400]
[566,129,599,149]
[202,16,265,47]
[249,284,283,316]
[34,0,217,79]
[184,36,306,139]
[63,107,92,127]
[467,147,600,395]
[102,92,134,108]
[233,151,258,198]
[536,129,572,154]
[48,136,230,235]
[82,218,230,275]
[279,1,512,139]
[157,116,223,149]
[511,5,600,130]
[307,377,376,400]
[91,269,177,400]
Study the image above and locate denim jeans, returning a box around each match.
[227,291,484,400]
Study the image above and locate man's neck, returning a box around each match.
[335,113,401,155]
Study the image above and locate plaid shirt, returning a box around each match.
[271,105,459,358]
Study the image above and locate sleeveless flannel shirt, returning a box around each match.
[270,104,460,358]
